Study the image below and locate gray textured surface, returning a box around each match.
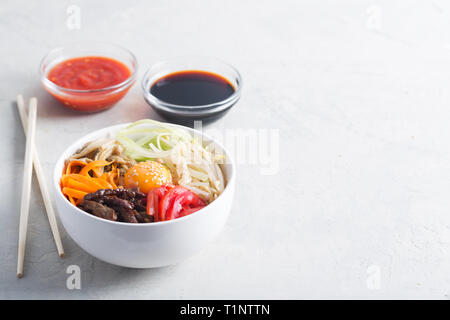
[2,0,450,299]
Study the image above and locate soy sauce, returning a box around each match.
[150,70,235,106]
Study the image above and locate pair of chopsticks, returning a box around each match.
[16,95,64,278]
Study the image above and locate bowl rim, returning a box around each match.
[53,122,236,227]
[141,56,242,111]
[40,41,138,94]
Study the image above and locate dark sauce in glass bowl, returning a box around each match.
[150,70,235,106]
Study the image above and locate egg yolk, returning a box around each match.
[124,161,172,193]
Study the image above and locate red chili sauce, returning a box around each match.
[46,56,132,112]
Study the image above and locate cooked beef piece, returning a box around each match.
[85,188,145,202]
[80,188,148,223]
[99,196,138,223]
[134,202,147,212]
[78,200,118,221]
[133,210,154,223]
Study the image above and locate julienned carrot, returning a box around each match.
[65,160,87,175]
[68,195,76,206]
[62,187,87,199]
[61,174,104,189]
[107,172,118,189]
[66,178,99,193]
[79,160,112,177]
[61,160,116,205]
[98,163,120,189]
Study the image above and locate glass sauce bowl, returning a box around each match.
[40,42,138,113]
[142,56,242,122]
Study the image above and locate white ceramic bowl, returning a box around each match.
[53,123,235,268]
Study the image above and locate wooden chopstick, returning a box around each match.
[16,95,65,261]
[17,98,37,278]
